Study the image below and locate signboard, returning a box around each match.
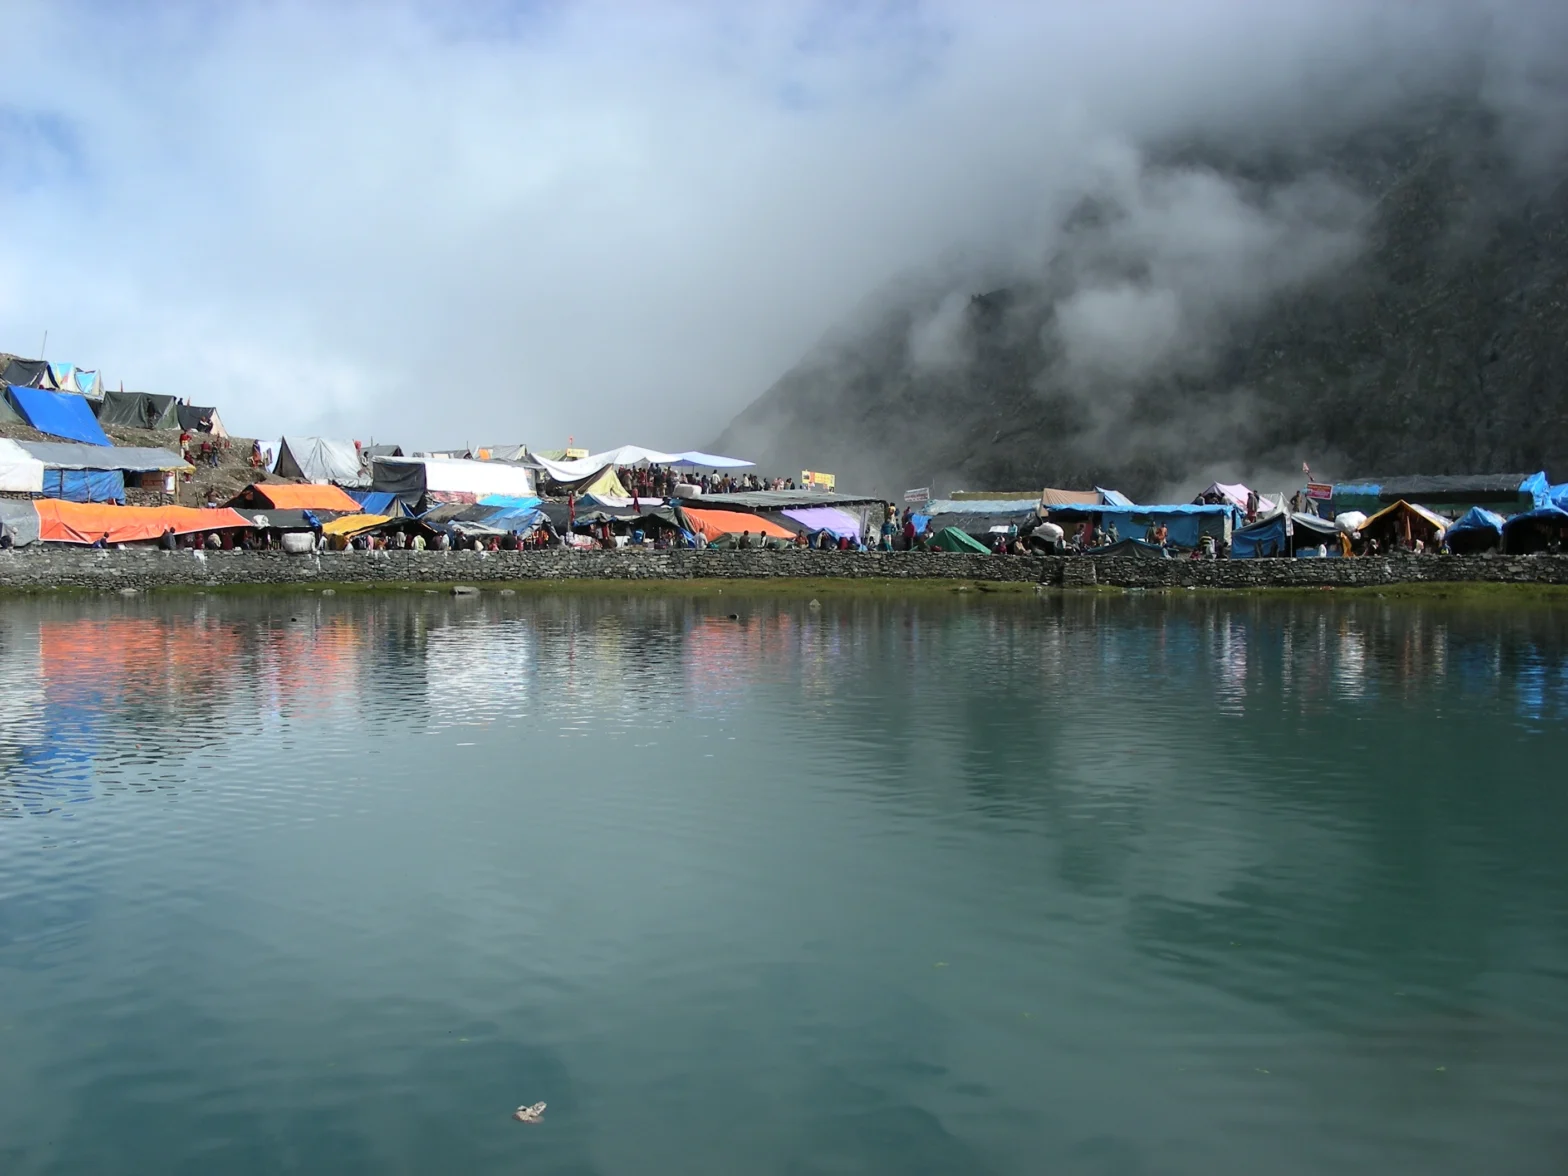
[903,487,930,504]
[1306,482,1334,501]
[801,470,836,491]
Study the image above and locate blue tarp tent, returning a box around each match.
[1046,502,1240,549]
[42,469,126,503]
[6,384,112,446]
[1501,505,1568,553]
[1231,511,1341,558]
[1445,507,1506,552]
[350,490,418,518]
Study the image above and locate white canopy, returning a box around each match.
[531,445,753,483]
[0,438,45,493]
[275,436,367,486]
[1198,482,1277,513]
[377,456,536,499]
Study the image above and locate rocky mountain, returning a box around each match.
[711,94,1568,501]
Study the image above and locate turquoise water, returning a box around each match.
[2,589,1568,1175]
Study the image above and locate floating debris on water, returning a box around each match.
[513,1101,546,1124]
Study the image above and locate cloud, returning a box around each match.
[0,1,1551,453]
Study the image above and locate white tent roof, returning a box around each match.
[531,445,753,483]
[376,456,537,499]
[275,436,367,486]
[0,438,45,493]
[1198,482,1278,513]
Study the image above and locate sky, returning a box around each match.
[0,1,1559,455]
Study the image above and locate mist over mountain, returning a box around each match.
[713,53,1568,501]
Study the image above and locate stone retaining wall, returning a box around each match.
[2,547,1567,592]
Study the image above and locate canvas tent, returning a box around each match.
[14,441,190,504]
[1194,482,1278,514]
[175,404,228,436]
[1358,500,1451,551]
[1501,505,1568,554]
[0,439,45,493]
[929,525,990,553]
[0,498,41,546]
[47,363,99,397]
[232,482,361,512]
[1231,511,1342,558]
[778,505,864,540]
[1,356,50,387]
[1044,501,1240,549]
[371,456,538,504]
[274,437,368,486]
[97,391,181,430]
[6,385,112,445]
[34,501,252,545]
[0,392,24,425]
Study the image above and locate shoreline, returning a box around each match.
[3,548,1568,599]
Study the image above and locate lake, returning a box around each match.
[2,588,1567,1175]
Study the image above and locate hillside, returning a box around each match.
[711,97,1568,500]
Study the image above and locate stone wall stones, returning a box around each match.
[0,547,1565,593]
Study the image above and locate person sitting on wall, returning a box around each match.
[91,533,109,549]
[160,527,177,551]
[737,531,752,550]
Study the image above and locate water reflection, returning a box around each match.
[1,590,1566,1174]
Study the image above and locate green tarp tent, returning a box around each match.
[96,391,181,430]
[930,525,990,553]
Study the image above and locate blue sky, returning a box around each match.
[0,1,1550,451]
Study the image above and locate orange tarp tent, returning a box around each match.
[35,501,254,544]
[680,507,795,541]
[249,483,361,512]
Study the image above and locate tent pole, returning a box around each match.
[39,330,47,360]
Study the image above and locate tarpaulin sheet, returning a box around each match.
[47,363,99,396]
[274,437,367,485]
[930,525,989,553]
[97,391,180,429]
[781,506,862,539]
[6,384,112,445]
[530,446,753,482]
[352,490,418,517]
[16,441,189,471]
[321,513,394,537]
[0,498,40,546]
[251,482,362,511]
[43,469,125,503]
[0,393,23,424]
[0,438,45,492]
[176,405,222,433]
[1447,507,1507,538]
[1196,482,1278,513]
[1040,502,1239,549]
[680,507,794,540]
[2,357,49,387]
[35,502,253,544]
[477,494,543,511]
[1039,487,1100,506]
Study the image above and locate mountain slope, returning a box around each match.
[712,98,1568,500]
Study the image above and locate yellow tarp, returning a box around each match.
[320,513,393,537]
[1360,500,1451,534]
[580,467,629,499]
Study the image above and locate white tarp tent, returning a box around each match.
[274,436,368,486]
[1197,482,1278,513]
[373,456,537,501]
[0,438,45,493]
[530,445,753,483]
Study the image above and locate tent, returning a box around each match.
[371,456,538,503]
[679,506,794,542]
[473,443,525,461]
[0,498,41,546]
[6,384,112,445]
[42,470,124,503]
[359,443,402,460]
[34,501,252,544]
[0,393,23,425]
[1039,487,1101,507]
[918,498,1041,539]
[233,482,362,512]
[350,490,419,517]
[321,513,395,538]
[274,437,368,485]
[1359,500,1452,551]
[47,363,99,396]
[929,525,991,553]
[1,357,50,387]
[0,438,45,492]
[1230,511,1342,558]
[1194,482,1278,514]
[1444,507,1507,554]
[1333,473,1543,516]
[1044,502,1240,549]
[175,404,229,437]
[1501,505,1568,554]
[779,505,864,540]
[15,441,189,473]
[529,445,754,484]
[96,391,181,430]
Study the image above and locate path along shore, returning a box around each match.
[3,547,1568,595]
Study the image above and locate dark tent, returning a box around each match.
[1,357,50,387]
[1501,506,1568,554]
[1445,507,1506,554]
[176,404,223,433]
[97,391,181,430]
[0,393,22,425]
[360,443,404,459]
